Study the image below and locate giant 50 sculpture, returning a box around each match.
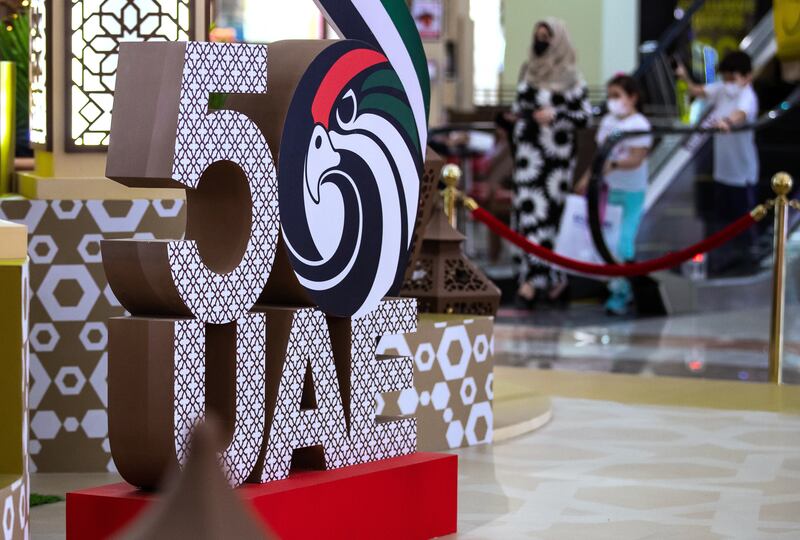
[101,0,433,490]
[67,3,461,537]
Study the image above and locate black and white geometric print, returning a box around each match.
[173,313,267,488]
[511,81,591,287]
[259,308,349,482]
[173,318,205,469]
[346,298,417,464]
[168,42,279,324]
[222,312,267,486]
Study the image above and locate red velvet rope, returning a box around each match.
[471,207,757,277]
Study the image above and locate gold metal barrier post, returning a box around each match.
[769,172,793,385]
[442,164,462,229]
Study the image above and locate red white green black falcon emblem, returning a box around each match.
[279,0,430,319]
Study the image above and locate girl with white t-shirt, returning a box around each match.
[578,74,653,315]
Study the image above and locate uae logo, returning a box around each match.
[280,42,423,318]
[280,1,431,319]
[102,0,433,488]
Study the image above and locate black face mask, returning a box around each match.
[533,39,550,57]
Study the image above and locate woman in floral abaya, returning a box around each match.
[511,18,591,305]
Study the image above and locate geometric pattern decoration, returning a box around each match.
[222,312,267,486]
[347,298,418,464]
[172,319,204,470]
[258,308,349,483]
[0,476,28,540]
[28,0,50,148]
[401,151,443,286]
[444,258,490,292]
[106,313,266,490]
[379,314,494,451]
[166,42,278,324]
[0,199,480,474]
[0,198,186,472]
[66,0,193,150]
[401,203,500,316]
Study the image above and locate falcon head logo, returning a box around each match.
[280,42,422,318]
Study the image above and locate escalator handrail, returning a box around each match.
[633,0,706,81]
[587,86,800,265]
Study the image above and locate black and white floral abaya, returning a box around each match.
[511,81,591,291]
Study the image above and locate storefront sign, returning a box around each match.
[412,0,444,41]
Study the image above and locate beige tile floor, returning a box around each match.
[30,395,800,539]
[449,397,800,539]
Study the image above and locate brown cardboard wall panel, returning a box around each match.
[0,198,494,472]
[379,314,495,451]
[0,198,185,472]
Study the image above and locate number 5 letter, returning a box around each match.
[104,41,278,324]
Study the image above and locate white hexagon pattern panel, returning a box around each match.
[0,198,186,472]
[0,475,28,540]
[0,198,493,469]
[378,315,495,451]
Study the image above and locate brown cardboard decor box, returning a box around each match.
[379,314,494,451]
[5,0,204,472]
[0,199,186,472]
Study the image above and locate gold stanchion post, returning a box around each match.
[769,172,793,385]
[442,164,462,229]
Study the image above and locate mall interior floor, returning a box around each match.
[449,394,800,539]
[28,302,800,539]
[494,303,800,384]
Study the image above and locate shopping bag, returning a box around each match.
[554,194,622,275]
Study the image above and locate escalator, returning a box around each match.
[618,8,800,314]
[638,8,781,262]
[589,85,800,316]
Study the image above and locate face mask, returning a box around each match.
[723,81,742,97]
[533,39,550,57]
[607,98,629,118]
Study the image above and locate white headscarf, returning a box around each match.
[522,18,583,93]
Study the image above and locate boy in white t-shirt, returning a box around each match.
[677,51,759,273]
[577,74,653,315]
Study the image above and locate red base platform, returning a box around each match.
[67,452,457,540]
